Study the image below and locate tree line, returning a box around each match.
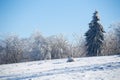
[0,11,120,64]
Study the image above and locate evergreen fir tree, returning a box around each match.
[85,11,105,56]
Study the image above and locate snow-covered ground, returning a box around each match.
[0,55,120,80]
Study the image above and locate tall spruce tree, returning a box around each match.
[85,11,105,56]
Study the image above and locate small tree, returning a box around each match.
[85,11,105,56]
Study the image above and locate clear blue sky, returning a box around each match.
[0,0,120,40]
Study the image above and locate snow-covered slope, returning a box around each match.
[0,55,120,80]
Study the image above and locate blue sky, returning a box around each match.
[0,0,120,40]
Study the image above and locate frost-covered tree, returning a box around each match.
[115,23,120,43]
[85,11,105,56]
[102,32,118,55]
[30,31,51,60]
[113,22,120,54]
[48,34,70,59]
[72,34,87,57]
[4,35,23,64]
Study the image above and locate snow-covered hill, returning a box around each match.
[0,55,120,80]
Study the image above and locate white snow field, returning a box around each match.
[0,55,120,80]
